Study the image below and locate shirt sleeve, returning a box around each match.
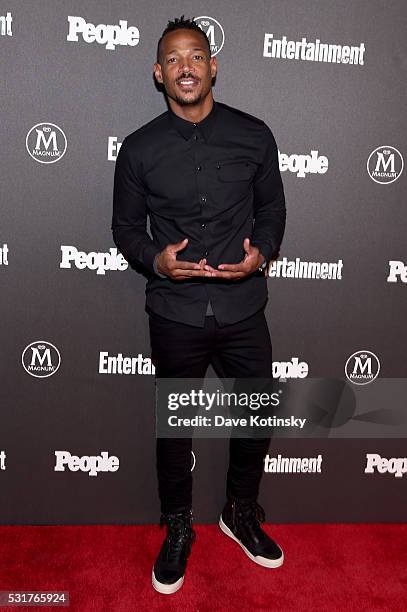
[153,253,167,278]
[251,123,286,262]
[111,137,161,274]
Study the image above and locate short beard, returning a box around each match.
[174,92,203,106]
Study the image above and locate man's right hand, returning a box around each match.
[155,238,212,280]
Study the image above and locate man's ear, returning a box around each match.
[154,62,163,83]
[210,57,217,79]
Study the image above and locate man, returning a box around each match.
[112,15,286,595]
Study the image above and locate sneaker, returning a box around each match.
[152,508,196,594]
[219,498,284,568]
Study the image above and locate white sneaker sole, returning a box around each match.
[219,514,284,568]
[152,569,184,594]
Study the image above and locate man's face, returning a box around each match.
[154,29,217,107]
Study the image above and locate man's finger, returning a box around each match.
[216,263,246,272]
[168,238,189,254]
[172,268,213,278]
[205,269,246,280]
[172,260,205,270]
[202,262,217,272]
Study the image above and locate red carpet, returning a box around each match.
[0,524,406,611]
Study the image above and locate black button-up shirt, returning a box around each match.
[112,99,286,327]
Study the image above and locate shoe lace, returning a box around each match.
[233,500,266,536]
[160,511,196,562]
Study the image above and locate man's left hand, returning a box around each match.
[204,238,265,280]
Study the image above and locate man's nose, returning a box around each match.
[179,61,194,74]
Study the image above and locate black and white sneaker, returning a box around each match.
[152,508,196,594]
[219,499,284,568]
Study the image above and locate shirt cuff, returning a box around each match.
[153,253,167,278]
[251,241,278,263]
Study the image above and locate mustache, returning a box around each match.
[176,74,200,83]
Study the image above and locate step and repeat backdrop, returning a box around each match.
[1,1,406,523]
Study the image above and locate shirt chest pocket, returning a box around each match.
[216,160,256,182]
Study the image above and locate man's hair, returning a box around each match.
[156,15,211,63]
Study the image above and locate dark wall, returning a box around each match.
[1,1,406,523]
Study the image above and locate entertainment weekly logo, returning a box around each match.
[268,257,343,280]
[0,12,12,36]
[263,33,365,65]
[108,137,122,161]
[99,352,155,375]
[60,246,128,275]
[0,243,9,266]
[54,451,119,477]
[387,261,407,283]
[264,454,323,473]
[67,16,140,51]
[365,454,407,478]
[98,352,307,379]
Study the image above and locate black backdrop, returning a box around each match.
[1,1,406,523]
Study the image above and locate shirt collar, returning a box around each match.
[168,99,218,142]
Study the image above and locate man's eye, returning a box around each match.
[193,55,204,60]
[167,58,176,63]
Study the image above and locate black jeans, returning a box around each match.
[149,308,273,514]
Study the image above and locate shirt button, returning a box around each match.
[196,165,202,172]
[201,223,206,229]
[201,195,207,203]
[193,134,198,140]
[205,250,209,256]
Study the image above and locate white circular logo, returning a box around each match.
[367,146,403,184]
[345,350,380,385]
[194,16,225,56]
[22,341,61,378]
[26,123,67,164]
